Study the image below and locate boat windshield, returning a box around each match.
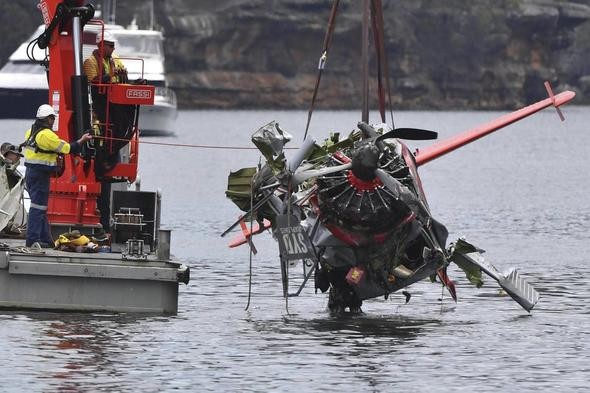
[112,34,163,59]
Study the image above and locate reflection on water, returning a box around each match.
[40,318,125,392]
[0,312,162,391]
[1,109,590,392]
[248,313,438,348]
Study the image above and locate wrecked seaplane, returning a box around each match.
[223,0,574,313]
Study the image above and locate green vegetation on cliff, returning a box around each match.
[2,0,589,109]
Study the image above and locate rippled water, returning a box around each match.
[1,107,589,392]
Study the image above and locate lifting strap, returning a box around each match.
[361,0,370,123]
[22,124,57,155]
[303,0,397,138]
[371,0,395,127]
[303,0,340,140]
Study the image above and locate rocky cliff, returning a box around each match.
[2,0,590,110]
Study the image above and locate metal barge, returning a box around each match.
[0,0,190,314]
[0,238,189,314]
[0,187,190,314]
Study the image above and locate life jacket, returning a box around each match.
[54,231,98,252]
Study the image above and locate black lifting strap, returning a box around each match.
[303,0,340,140]
[21,123,56,155]
[371,0,395,128]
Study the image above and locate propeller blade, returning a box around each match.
[376,168,431,218]
[292,162,352,185]
[377,128,438,141]
[359,121,437,141]
[287,138,316,173]
[375,168,406,197]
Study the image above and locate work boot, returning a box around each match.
[32,242,53,249]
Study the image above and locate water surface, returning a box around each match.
[0,108,589,392]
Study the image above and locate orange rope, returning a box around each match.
[93,135,298,150]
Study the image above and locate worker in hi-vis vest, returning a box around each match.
[22,104,92,248]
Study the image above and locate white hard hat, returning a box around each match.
[96,31,117,44]
[36,104,56,119]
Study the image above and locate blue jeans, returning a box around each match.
[25,167,53,246]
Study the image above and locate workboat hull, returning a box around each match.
[0,243,189,314]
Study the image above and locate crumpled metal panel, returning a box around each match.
[251,121,292,168]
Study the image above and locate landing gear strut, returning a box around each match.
[328,285,363,314]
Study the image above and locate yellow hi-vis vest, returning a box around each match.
[83,52,126,83]
[24,128,71,167]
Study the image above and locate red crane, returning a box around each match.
[35,0,154,229]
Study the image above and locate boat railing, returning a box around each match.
[117,57,146,80]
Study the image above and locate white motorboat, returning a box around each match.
[0,26,48,119]
[86,22,178,136]
[0,23,177,136]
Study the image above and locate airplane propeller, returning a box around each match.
[377,127,438,141]
[283,136,355,186]
[352,122,432,216]
[285,122,437,213]
[357,122,438,141]
[355,122,456,299]
[237,121,437,221]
